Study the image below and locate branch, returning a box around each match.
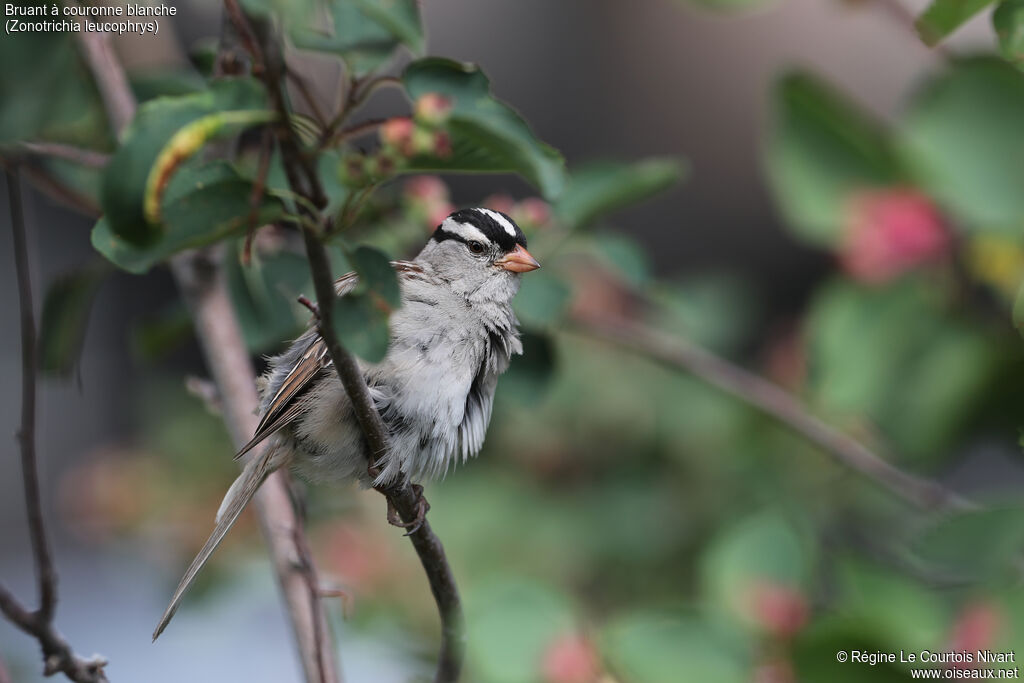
[0,159,102,218]
[571,313,975,513]
[73,31,136,134]
[169,253,341,683]
[12,143,110,168]
[303,231,467,682]
[73,28,341,683]
[331,117,386,145]
[237,7,466,680]
[0,168,109,682]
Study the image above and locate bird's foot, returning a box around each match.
[386,484,431,536]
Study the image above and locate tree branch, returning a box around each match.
[73,32,136,135]
[169,253,341,683]
[11,143,110,168]
[236,6,466,680]
[571,312,975,513]
[1,168,109,682]
[73,28,341,683]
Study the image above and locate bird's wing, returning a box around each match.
[232,261,424,461]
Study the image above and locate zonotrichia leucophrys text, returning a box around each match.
[154,207,539,638]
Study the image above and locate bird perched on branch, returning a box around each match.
[154,207,540,639]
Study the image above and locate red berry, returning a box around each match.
[541,633,600,683]
[746,580,809,639]
[840,188,949,284]
[379,117,415,156]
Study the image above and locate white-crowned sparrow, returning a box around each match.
[154,207,540,638]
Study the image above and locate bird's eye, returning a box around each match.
[467,241,485,255]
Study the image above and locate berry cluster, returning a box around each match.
[339,93,454,187]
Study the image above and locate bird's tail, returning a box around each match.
[152,443,284,641]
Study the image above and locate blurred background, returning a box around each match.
[3,0,1024,681]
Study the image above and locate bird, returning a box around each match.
[153,207,540,639]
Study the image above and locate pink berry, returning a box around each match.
[746,580,809,639]
[840,188,949,284]
[379,117,415,155]
[415,93,453,126]
[404,176,449,203]
[541,633,600,683]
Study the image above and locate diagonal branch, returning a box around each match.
[73,28,341,683]
[11,143,110,168]
[1,168,109,683]
[571,312,975,513]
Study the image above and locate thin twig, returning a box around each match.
[73,31,136,134]
[322,76,402,147]
[74,26,341,683]
[0,160,102,218]
[14,143,110,168]
[331,118,386,145]
[571,313,975,513]
[242,127,274,266]
[9,169,53,622]
[223,0,266,73]
[0,168,109,682]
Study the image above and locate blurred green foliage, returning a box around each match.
[10,0,1024,681]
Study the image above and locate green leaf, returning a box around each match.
[402,58,567,198]
[602,612,748,683]
[911,506,1024,581]
[467,576,575,683]
[995,0,1024,65]
[807,277,996,460]
[898,57,1024,234]
[554,158,686,231]
[501,330,557,403]
[353,0,423,54]
[92,162,286,273]
[39,264,108,377]
[263,149,349,218]
[793,617,920,683]
[765,72,900,245]
[100,78,268,244]
[832,559,950,651]
[130,69,206,103]
[513,269,571,329]
[0,29,112,148]
[650,275,755,354]
[594,233,651,288]
[916,0,996,46]
[287,0,423,75]
[331,292,390,363]
[349,245,401,308]
[226,245,312,353]
[700,511,812,622]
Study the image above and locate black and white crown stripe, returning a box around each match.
[432,207,527,252]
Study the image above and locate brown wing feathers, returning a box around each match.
[231,262,422,461]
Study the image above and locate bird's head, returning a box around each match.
[418,207,540,302]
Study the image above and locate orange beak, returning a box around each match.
[496,244,541,273]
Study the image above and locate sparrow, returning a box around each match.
[154,207,540,639]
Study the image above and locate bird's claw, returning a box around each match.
[386,484,431,536]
